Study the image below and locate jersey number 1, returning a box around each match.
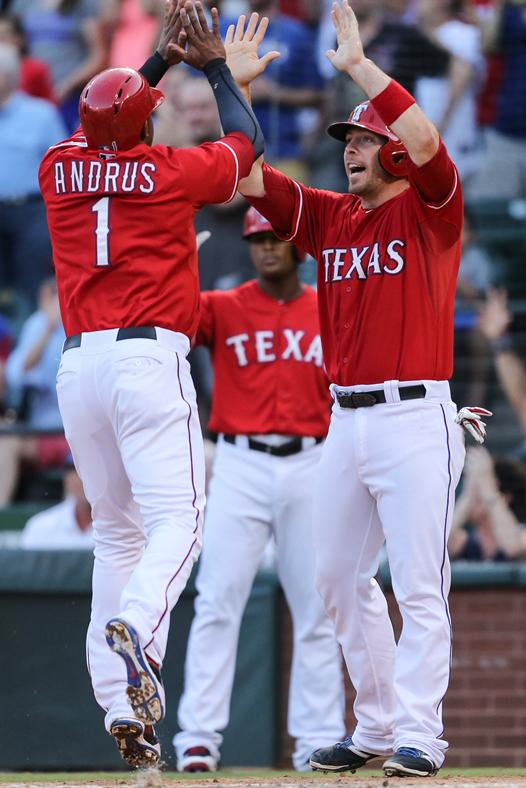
[92,196,111,267]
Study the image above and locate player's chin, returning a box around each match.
[347,173,367,195]
[258,261,283,276]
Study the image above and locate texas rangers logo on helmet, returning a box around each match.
[351,103,368,123]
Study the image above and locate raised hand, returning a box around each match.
[225,13,280,88]
[179,1,225,70]
[157,0,187,66]
[326,0,365,73]
[478,287,512,342]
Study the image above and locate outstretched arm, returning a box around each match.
[224,13,280,196]
[327,0,439,166]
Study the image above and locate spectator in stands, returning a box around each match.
[469,0,526,199]
[10,0,108,132]
[478,288,526,459]
[102,0,163,71]
[238,0,325,176]
[0,12,54,101]
[20,453,93,549]
[452,208,494,406]
[449,446,526,560]
[415,0,484,184]
[0,277,68,505]
[0,43,66,305]
[384,0,418,23]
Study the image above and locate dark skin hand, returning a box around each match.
[156,0,187,65]
[179,1,226,70]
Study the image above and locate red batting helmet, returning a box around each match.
[242,207,305,262]
[327,100,409,178]
[79,68,164,150]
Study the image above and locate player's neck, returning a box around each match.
[358,179,410,210]
[257,276,303,302]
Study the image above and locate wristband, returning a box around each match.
[490,333,513,353]
[203,57,227,77]
[371,80,416,128]
[139,51,169,88]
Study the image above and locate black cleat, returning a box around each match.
[309,736,378,773]
[383,747,437,777]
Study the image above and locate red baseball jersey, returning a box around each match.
[248,141,463,386]
[39,129,254,338]
[196,281,330,436]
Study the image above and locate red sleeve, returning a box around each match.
[408,140,463,250]
[195,291,215,348]
[408,139,460,208]
[175,132,254,206]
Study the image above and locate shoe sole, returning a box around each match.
[383,761,437,778]
[310,757,376,774]
[310,763,359,773]
[105,618,164,724]
[110,719,160,769]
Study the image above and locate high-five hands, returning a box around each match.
[157,0,186,66]
[224,13,280,88]
[326,0,365,73]
[177,0,226,70]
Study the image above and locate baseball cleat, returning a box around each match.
[309,736,378,773]
[383,747,437,777]
[105,617,165,724]
[110,718,161,768]
[178,746,218,772]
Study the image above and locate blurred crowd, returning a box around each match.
[0,0,525,558]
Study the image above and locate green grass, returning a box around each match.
[1,768,526,782]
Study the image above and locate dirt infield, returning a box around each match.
[4,773,526,788]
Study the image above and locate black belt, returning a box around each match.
[223,434,323,457]
[336,384,426,409]
[63,326,157,352]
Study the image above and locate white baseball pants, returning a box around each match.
[175,437,345,769]
[312,380,465,768]
[56,328,205,731]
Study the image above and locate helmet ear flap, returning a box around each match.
[378,139,409,177]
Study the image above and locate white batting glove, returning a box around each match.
[455,406,493,444]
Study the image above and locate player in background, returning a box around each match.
[227,2,467,777]
[173,206,345,773]
[38,0,271,770]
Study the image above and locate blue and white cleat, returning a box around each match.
[110,717,161,768]
[383,747,438,777]
[105,617,165,725]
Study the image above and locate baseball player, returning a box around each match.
[38,0,267,769]
[174,206,344,772]
[230,1,467,777]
